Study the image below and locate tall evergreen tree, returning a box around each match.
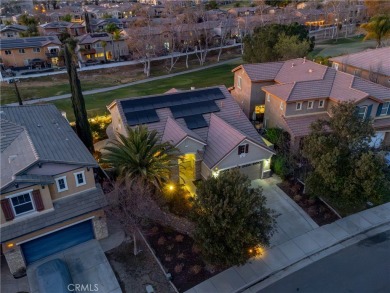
[64,43,94,153]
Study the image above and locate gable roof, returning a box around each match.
[77,32,112,44]
[330,47,390,76]
[281,113,330,138]
[162,116,205,146]
[0,24,27,33]
[232,62,284,81]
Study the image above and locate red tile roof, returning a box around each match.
[281,113,330,138]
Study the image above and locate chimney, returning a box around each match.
[303,57,306,63]
[220,101,223,108]
[309,69,313,73]
[190,87,195,90]
[291,63,295,68]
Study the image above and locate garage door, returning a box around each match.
[239,162,261,180]
[21,220,94,265]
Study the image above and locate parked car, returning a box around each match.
[35,259,73,293]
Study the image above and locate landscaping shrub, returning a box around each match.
[264,128,290,154]
[88,114,112,143]
[271,154,293,179]
[163,185,193,218]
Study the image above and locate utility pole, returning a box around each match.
[13,79,23,105]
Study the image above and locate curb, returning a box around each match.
[233,220,390,293]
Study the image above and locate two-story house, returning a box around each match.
[108,86,274,195]
[330,47,390,88]
[0,36,62,68]
[230,58,390,150]
[76,32,129,63]
[0,24,28,39]
[0,105,108,277]
[39,21,86,37]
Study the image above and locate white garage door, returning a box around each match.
[239,162,262,180]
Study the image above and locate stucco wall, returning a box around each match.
[231,69,253,117]
[49,167,95,200]
[176,137,204,154]
[109,104,126,137]
[216,139,273,171]
[263,93,286,129]
[285,99,328,116]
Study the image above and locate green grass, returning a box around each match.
[52,60,241,121]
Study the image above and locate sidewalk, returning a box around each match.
[5,57,242,106]
[185,202,390,293]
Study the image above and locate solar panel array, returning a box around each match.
[0,36,59,49]
[121,88,225,129]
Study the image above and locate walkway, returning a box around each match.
[185,188,390,292]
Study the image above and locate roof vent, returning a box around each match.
[37,124,42,127]
[8,155,17,164]
[309,69,313,73]
[190,87,195,90]
[291,63,295,68]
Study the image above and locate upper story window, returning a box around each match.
[238,144,249,155]
[19,48,25,54]
[7,33,14,37]
[319,100,325,108]
[280,101,284,110]
[237,76,242,89]
[85,44,92,50]
[33,47,40,53]
[55,176,68,192]
[10,191,35,216]
[266,93,270,102]
[95,42,102,48]
[307,101,314,109]
[296,102,302,110]
[357,106,367,120]
[380,102,389,116]
[5,50,12,55]
[74,171,86,187]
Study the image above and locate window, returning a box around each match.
[33,47,40,53]
[255,105,265,114]
[5,50,11,55]
[10,191,34,216]
[55,176,68,192]
[296,102,302,110]
[357,106,367,120]
[74,171,86,187]
[266,93,270,102]
[380,102,389,116]
[280,101,284,110]
[85,44,91,50]
[95,42,102,48]
[7,33,14,37]
[19,48,25,54]
[307,101,314,109]
[238,144,249,155]
[319,100,325,108]
[237,76,242,89]
[332,63,339,70]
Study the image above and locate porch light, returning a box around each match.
[7,243,14,248]
[168,184,174,191]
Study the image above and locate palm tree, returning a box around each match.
[101,41,108,63]
[102,126,180,189]
[361,15,390,47]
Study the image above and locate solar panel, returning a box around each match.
[125,110,159,126]
[170,100,220,118]
[183,115,209,130]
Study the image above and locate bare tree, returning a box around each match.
[216,14,235,62]
[106,179,195,257]
[191,6,213,66]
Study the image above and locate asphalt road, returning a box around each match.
[259,230,390,293]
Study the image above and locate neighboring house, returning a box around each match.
[330,47,390,88]
[108,86,274,195]
[230,58,390,150]
[0,105,108,277]
[0,24,28,38]
[39,21,86,37]
[0,36,62,68]
[87,18,124,33]
[228,7,258,17]
[76,32,129,62]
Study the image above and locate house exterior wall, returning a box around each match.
[356,98,381,119]
[263,93,287,129]
[176,137,204,154]
[49,167,95,200]
[332,61,390,88]
[0,43,60,67]
[201,161,212,179]
[1,185,53,225]
[230,69,253,117]
[216,139,273,171]
[108,104,126,137]
[285,99,328,116]
[249,81,274,118]
[1,30,24,38]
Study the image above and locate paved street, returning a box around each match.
[259,230,390,293]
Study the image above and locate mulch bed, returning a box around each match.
[278,180,340,226]
[143,223,224,292]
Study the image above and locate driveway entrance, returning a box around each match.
[27,240,121,293]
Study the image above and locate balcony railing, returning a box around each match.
[46,52,59,58]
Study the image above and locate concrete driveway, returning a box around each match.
[27,240,121,293]
[252,176,318,247]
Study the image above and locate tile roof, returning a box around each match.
[112,86,273,169]
[281,113,330,138]
[0,36,61,50]
[203,114,245,168]
[0,24,27,32]
[0,119,24,152]
[233,62,284,81]
[1,105,97,166]
[76,32,113,44]
[330,47,390,76]
[275,59,328,83]
[0,187,107,242]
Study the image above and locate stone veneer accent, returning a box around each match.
[170,164,180,183]
[4,245,26,276]
[92,214,109,240]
